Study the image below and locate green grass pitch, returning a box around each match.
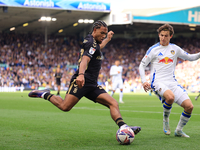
[0,91,200,150]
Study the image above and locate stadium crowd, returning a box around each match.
[0,33,200,92]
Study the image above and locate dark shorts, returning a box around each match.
[56,80,61,86]
[66,79,106,102]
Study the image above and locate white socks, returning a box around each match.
[119,91,123,102]
[163,107,171,122]
[110,91,114,96]
[176,112,191,131]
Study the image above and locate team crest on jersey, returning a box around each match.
[159,88,162,92]
[89,47,96,54]
[171,50,175,55]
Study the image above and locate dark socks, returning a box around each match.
[115,117,126,128]
[43,93,54,101]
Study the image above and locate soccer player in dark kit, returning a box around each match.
[28,20,141,135]
[55,67,62,95]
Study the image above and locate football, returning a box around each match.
[116,125,135,145]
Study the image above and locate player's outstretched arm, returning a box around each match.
[76,56,90,88]
[100,31,114,49]
[180,51,200,61]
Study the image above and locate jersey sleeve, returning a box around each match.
[83,39,97,59]
[139,48,154,83]
[141,48,154,66]
[177,46,200,61]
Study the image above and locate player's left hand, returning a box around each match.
[107,31,114,41]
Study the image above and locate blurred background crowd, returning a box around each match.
[0,33,200,93]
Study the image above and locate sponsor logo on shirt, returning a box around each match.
[158,57,173,64]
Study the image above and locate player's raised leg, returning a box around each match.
[49,94,80,111]
[96,92,141,134]
[28,89,80,112]
[163,90,174,135]
[175,99,193,138]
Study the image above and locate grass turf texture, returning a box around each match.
[0,91,200,150]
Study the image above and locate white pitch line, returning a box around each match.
[73,107,200,115]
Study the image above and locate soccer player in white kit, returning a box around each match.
[110,60,124,103]
[139,24,200,138]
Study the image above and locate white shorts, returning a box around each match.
[112,80,123,90]
[151,81,190,106]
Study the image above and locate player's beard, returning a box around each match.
[98,41,102,44]
[96,38,102,44]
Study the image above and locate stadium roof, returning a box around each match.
[0,6,109,35]
[0,5,200,37]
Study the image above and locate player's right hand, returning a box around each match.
[76,75,85,88]
[107,31,114,41]
[142,82,151,92]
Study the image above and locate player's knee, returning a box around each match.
[111,100,119,108]
[185,104,193,113]
[61,106,72,112]
[62,108,71,112]
[166,95,174,104]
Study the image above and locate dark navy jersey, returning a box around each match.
[55,72,62,82]
[73,34,103,84]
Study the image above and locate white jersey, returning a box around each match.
[110,65,123,83]
[139,42,200,84]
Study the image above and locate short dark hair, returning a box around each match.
[157,24,174,36]
[91,20,107,32]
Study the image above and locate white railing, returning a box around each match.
[0,86,24,92]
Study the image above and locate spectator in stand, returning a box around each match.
[0,33,200,93]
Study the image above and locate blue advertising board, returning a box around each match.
[0,0,110,12]
[133,6,200,25]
